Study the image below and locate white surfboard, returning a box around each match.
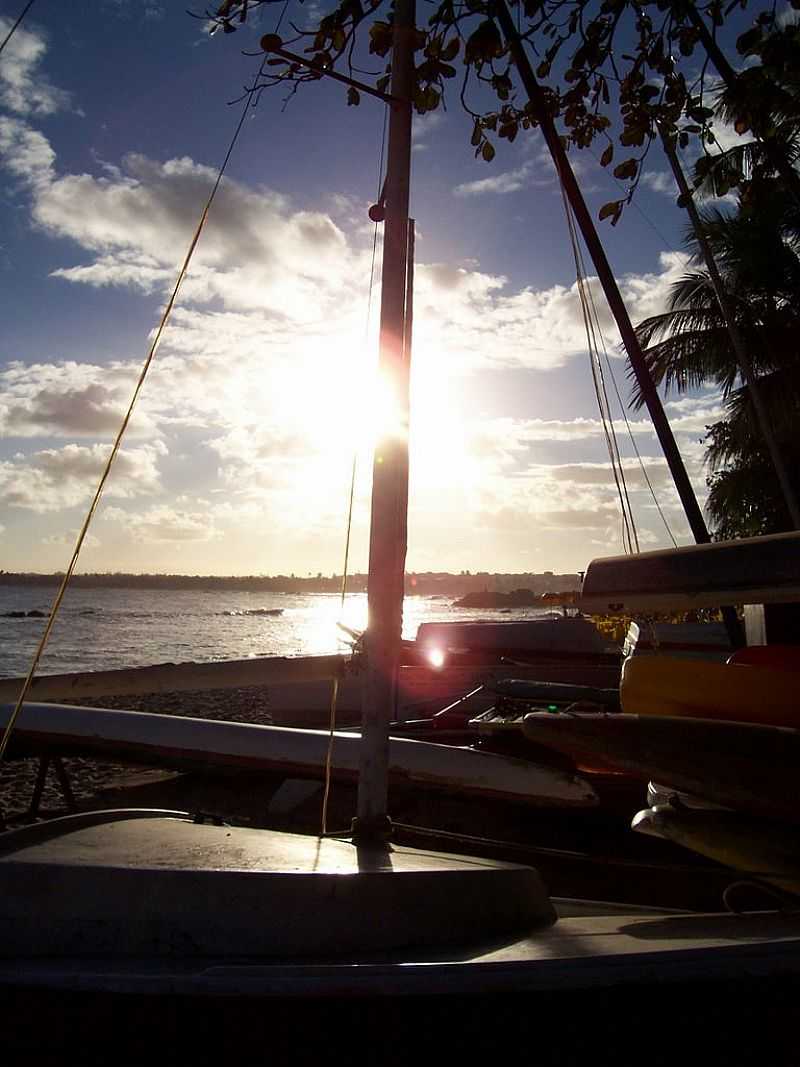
[1,702,597,808]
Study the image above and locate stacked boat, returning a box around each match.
[519,531,800,900]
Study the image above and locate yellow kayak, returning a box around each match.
[620,655,800,727]
[633,805,800,898]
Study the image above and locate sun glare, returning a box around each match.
[244,325,478,528]
[282,339,409,457]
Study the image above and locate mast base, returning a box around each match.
[350,813,393,845]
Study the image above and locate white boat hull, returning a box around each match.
[0,702,598,807]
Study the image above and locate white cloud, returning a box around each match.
[412,111,444,152]
[0,119,697,387]
[0,17,71,116]
[540,458,672,490]
[104,504,219,543]
[100,1,165,20]
[9,150,370,324]
[470,414,656,446]
[0,361,161,439]
[0,116,55,186]
[617,250,689,327]
[455,164,533,197]
[0,103,711,568]
[0,442,166,512]
[665,393,725,434]
[641,171,675,196]
[42,529,100,548]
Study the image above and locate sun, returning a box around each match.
[276,336,410,458]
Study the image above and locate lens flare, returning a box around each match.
[427,647,446,669]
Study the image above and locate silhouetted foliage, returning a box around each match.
[202,1,800,224]
[632,188,800,539]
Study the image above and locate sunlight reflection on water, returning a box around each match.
[0,584,546,678]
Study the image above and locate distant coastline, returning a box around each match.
[0,570,581,598]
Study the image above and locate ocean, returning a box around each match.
[0,584,545,679]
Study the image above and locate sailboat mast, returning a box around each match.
[355,0,416,839]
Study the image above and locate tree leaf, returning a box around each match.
[736,27,762,54]
[347,86,360,106]
[613,158,638,180]
[482,140,495,162]
[441,36,460,61]
[600,143,613,166]
[599,199,622,223]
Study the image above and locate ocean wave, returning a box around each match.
[219,608,284,617]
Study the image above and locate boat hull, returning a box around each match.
[0,658,621,726]
[1,702,598,807]
[633,805,800,896]
[3,958,800,1065]
[619,655,800,727]
[522,712,800,822]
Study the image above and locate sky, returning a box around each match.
[0,0,753,577]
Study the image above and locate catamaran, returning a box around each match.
[2,2,800,1060]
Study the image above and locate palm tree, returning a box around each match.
[631,190,800,538]
[694,17,800,212]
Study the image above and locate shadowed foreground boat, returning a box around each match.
[633,805,800,897]
[2,808,800,1064]
[522,712,800,824]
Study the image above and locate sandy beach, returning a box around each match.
[0,686,290,827]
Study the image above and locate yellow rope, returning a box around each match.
[0,65,263,764]
[321,456,357,834]
[0,0,36,58]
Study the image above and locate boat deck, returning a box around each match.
[3,907,799,996]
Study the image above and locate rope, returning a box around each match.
[321,104,389,835]
[565,206,635,552]
[602,349,679,548]
[0,58,267,765]
[574,218,677,548]
[558,181,639,553]
[559,154,677,549]
[0,0,36,58]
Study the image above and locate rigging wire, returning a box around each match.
[275,0,290,33]
[558,180,639,554]
[585,144,678,254]
[572,206,679,549]
[0,55,269,765]
[555,156,677,554]
[578,146,679,546]
[572,222,640,553]
[0,0,36,58]
[601,348,679,549]
[321,104,389,835]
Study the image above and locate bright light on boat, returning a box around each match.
[427,647,445,669]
